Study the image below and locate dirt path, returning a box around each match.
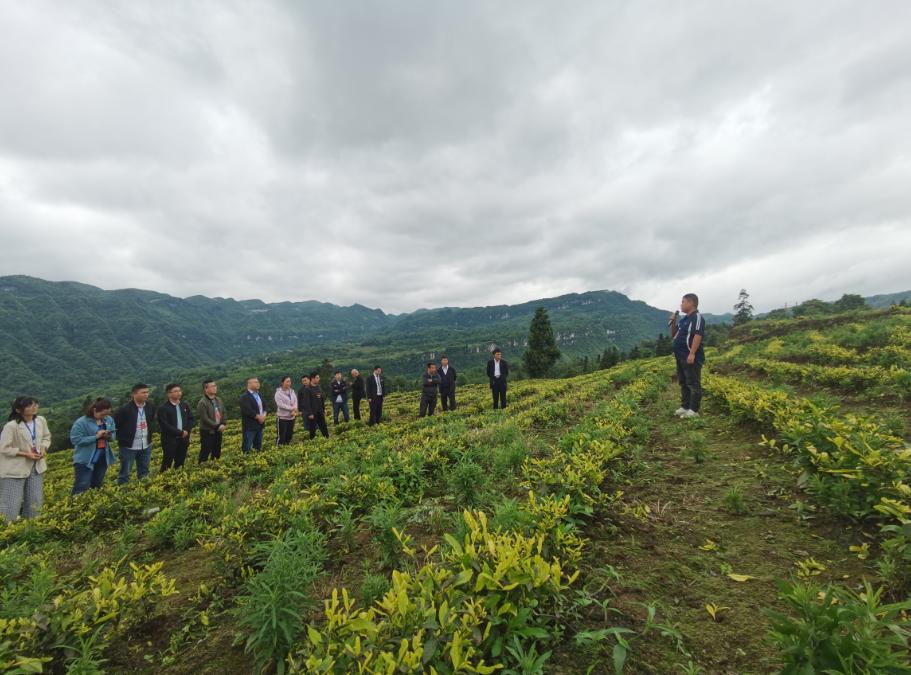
[552,381,871,674]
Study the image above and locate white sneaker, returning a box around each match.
[674,407,687,417]
[681,410,700,419]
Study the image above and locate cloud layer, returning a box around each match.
[2,1,910,314]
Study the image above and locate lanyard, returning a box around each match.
[24,420,37,450]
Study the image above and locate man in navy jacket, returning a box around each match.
[239,377,267,453]
[157,383,194,471]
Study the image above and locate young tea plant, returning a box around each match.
[723,486,749,515]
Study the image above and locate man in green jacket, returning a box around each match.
[197,379,227,462]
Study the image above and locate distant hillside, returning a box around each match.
[865,290,911,308]
[0,276,669,404]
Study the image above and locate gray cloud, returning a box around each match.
[1,0,910,315]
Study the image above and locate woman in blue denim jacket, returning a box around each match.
[70,397,117,495]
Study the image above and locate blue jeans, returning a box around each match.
[72,460,109,495]
[332,400,350,424]
[118,446,151,484]
[242,428,263,454]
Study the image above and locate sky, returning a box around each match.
[1,1,910,315]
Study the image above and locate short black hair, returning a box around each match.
[84,397,113,418]
[427,361,435,368]
[280,375,292,384]
[300,374,310,381]
[309,371,320,379]
[8,396,37,422]
[165,383,180,393]
[202,379,215,388]
[441,355,448,360]
[493,347,502,355]
[683,293,699,308]
[374,365,382,371]
[131,383,150,393]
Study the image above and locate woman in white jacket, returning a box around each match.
[0,396,50,522]
[274,375,298,446]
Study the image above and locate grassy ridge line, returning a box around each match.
[287,360,671,673]
[725,306,911,345]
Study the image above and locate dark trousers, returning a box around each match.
[675,355,704,413]
[72,459,108,495]
[242,428,263,454]
[419,393,437,417]
[352,396,363,420]
[161,435,189,471]
[199,431,222,462]
[440,389,456,411]
[492,383,507,409]
[277,418,295,445]
[308,414,329,439]
[368,396,384,425]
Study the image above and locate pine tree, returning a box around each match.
[600,346,620,369]
[523,307,561,377]
[654,333,673,356]
[733,289,754,325]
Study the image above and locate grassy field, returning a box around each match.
[2,307,909,674]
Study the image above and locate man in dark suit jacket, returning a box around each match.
[156,383,194,471]
[486,347,509,409]
[366,365,387,426]
[438,356,457,411]
[301,372,329,439]
[350,369,366,421]
[419,362,441,417]
[113,383,157,484]
[239,377,267,453]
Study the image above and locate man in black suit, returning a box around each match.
[438,355,457,411]
[350,369,365,421]
[239,377,267,453]
[419,362,441,417]
[486,347,509,409]
[156,383,194,471]
[366,365,386,426]
[302,372,329,439]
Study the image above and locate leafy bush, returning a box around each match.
[767,579,911,674]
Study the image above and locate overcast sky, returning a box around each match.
[1,1,910,315]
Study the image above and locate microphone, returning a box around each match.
[667,310,679,327]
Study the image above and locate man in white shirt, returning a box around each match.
[331,370,350,424]
[367,365,387,426]
[438,356,457,411]
[486,348,510,409]
[114,383,156,484]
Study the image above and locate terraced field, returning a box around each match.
[3,307,909,673]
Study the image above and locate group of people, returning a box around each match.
[0,348,513,522]
[0,290,706,525]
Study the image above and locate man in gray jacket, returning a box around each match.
[419,362,441,417]
[196,379,227,462]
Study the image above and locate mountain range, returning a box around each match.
[0,275,670,404]
[3,275,908,407]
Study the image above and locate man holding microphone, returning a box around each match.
[670,293,705,419]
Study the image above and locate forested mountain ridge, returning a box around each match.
[0,276,669,404]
